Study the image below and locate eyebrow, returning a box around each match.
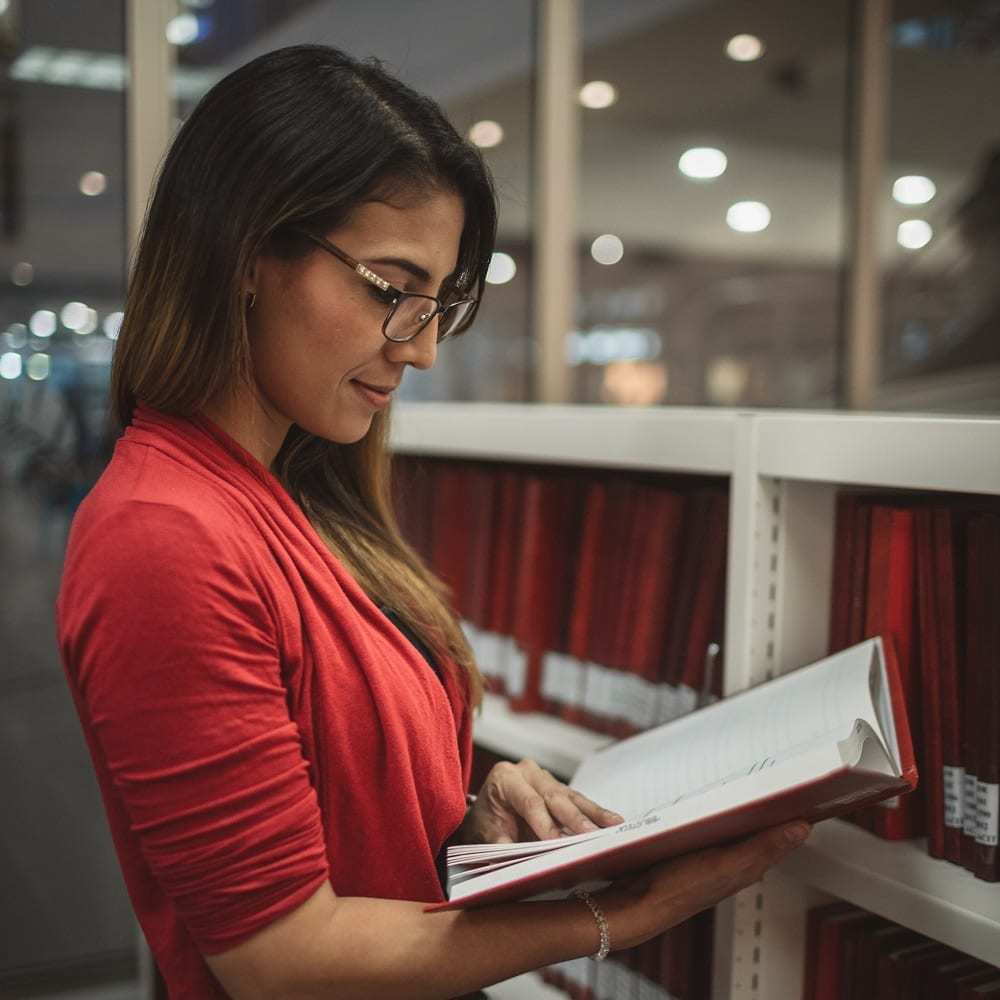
[368,256,433,286]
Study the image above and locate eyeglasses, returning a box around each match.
[304,233,478,343]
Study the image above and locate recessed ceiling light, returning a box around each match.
[725,34,765,62]
[579,81,618,110]
[678,147,728,180]
[726,201,771,233]
[468,120,504,149]
[892,175,936,206]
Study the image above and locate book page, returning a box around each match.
[571,640,889,819]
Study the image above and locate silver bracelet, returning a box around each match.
[572,888,611,961]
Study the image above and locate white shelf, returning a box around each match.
[392,402,737,475]
[489,972,567,999]
[755,411,1000,495]
[777,819,1000,967]
[474,693,611,779]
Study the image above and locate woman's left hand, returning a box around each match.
[459,759,624,845]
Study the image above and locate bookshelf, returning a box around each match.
[390,402,1000,1000]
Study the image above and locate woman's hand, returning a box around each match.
[460,759,625,844]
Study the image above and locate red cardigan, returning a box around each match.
[57,405,473,998]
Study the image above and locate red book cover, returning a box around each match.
[933,507,967,865]
[802,902,857,1000]
[811,907,881,1000]
[679,488,728,692]
[660,486,720,689]
[429,461,475,619]
[863,503,924,841]
[973,511,1000,882]
[847,499,873,649]
[461,462,500,633]
[829,492,860,654]
[482,467,525,696]
[629,485,685,685]
[962,512,986,869]
[915,507,946,858]
[507,471,582,714]
[559,477,609,725]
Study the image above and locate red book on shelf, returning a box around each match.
[678,488,728,693]
[915,507,946,858]
[629,484,686,688]
[507,471,581,714]
[829,492,862,653]
[558,477,609,725]
[482,467,525,696]
[973,511,1000,882]
[933,507,967,865]
[962,511,985,869]
[862,503,924,841]
[802,902,857,1000]
[461,463,500,634]
[429,461,475,619]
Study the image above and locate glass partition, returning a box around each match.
[878,0,1000,411]
[574,0,852,408]
[0,0,133,993]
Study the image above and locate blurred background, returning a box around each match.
[0,0,997,995]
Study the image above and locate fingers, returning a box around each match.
[646,821,812,915]
[604,821,812,950]
[471,759,626,844]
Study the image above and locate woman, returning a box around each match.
[57,45,808,999]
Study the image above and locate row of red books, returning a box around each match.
[828,492,999,880]
[540,907,713,1000]
[803,901,999,999]
[394,456,729,738]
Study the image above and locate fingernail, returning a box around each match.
[786,822,811,844]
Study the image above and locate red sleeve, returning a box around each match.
[59,498,329,953]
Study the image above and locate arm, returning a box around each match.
[206,821,811,1000]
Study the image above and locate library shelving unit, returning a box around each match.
[390,402,1000,1000]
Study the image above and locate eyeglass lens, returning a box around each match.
[385,296,476,342]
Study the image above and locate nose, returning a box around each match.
[383,320,439,371]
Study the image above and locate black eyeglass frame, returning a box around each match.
[303,232,478,343]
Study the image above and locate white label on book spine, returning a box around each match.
[505,642,527,697]
[964,773,979,838]
[943,766,964,829]
[975,781,999,847]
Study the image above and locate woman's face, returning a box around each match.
[242,186,466,462]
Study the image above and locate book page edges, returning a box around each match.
[428,763,913,912]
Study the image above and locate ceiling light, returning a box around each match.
[678,147,728,180]
[79,171,107,196]
[29,310,57,338]
[725,34,765,61]
[579,81,618,109]
[166,14,200,45]
[591,234,624,265]
[897,219,932,249]
[468,120,504,149]
[726,201,771,233]
[486,252,516,285]
[0,352,22,380]
[892,175,936,206]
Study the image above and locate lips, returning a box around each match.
[354,379,398,395]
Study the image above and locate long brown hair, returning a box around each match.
[112,45,497,704]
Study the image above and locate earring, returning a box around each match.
[245,291,256,311]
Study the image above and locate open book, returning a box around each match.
[432,636,917,910]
